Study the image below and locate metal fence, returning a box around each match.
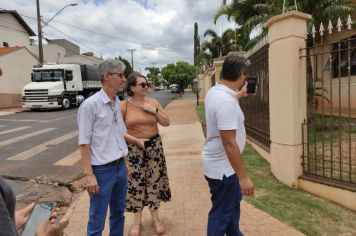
[240,44,270,150]
[300,19,356,189]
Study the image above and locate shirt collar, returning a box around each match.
[99,88,119,105]
[215,83,237,98]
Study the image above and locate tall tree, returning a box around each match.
[145,66,160,88]
[202,28,236,66]
[117,56,133,78]
[161,61,196,93]
[194,22,201,69]
[214,0,355,48]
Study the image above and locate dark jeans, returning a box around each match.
[87,160,127,236]
[205,174,243,236]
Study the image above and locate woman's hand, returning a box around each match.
[15,203,35,233]
[142,103,157,115]
[135,138,152,151]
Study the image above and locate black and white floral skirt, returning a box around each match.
[126,134,171,213]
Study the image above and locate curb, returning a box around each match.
[59,191,86,232]
[0,108,27,116]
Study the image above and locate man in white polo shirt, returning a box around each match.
[202,53,254,236]
[77,59,128,236]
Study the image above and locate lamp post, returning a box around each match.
[36,1,78,64]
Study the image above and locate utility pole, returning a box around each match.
[127,49,136,70]
[36,0,44,64]
[36,2,78,64]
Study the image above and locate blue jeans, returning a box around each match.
[87,160,127,236]
[205,174,243,236]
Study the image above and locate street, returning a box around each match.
[0,90,176,208]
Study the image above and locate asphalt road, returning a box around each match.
[0,90,176,206]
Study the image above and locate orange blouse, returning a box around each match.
[120,98,165,139]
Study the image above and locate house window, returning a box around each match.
[331,35,356,78]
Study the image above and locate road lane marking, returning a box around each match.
[48,114,77,122]
[0,119,49,123]
[0,126,31,135]
[0,113,77,123]
[7,131,78,161]
[54,149,80,166]
[0,128,56,148]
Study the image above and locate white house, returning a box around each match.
[0,47,39,108]
[58,52,103,66]
[30,43,66,64]
[30,39,102,66]
[0,10,36,49]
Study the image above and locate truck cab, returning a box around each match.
[22,64,100,110]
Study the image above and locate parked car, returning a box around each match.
[170,85,180,93]
[155,85,164,91]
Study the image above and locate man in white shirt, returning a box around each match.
[77,59,128,236]
[202,54,254,236]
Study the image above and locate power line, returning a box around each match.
[0,24,101,65]
[17,12,191,53]
[45,23,102,55]
[0,24,29,34]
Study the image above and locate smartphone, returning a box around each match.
[246,77,257,95]
[22,203,54,236]
[144,140,152,149]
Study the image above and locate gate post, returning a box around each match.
[264,11,311,186]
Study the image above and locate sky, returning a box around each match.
[0,0,235,72]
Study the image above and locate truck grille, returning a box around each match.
[24,89,49,102]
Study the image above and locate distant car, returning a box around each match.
[155,85,164,91]
[170,85,180,93]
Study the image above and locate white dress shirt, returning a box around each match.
[77,89,128,165]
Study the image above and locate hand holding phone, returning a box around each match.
[246,77,257,95]
[22,203,54,236]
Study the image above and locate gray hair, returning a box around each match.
[98,59,126,81]
[221,53,249,81]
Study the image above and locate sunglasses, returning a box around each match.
[136,83,149,88]
[108,72,125,78]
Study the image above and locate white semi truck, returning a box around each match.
[22,63,101,110]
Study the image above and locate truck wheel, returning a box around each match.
[61,97,71,109]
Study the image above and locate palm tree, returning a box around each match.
[202,28,237,66]
[214,0,355,49]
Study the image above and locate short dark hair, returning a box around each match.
[125,71,147,96]
[221,54,249,81]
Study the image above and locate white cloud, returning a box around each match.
[0,0,235,70]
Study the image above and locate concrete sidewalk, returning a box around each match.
[63,93,304,236]
[0,107,26,116]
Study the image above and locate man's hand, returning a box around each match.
[86,175,99,194]
[236,82,248,99]
[15,202,35,233]
[239,176,254,196]
[35,211,59,236]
